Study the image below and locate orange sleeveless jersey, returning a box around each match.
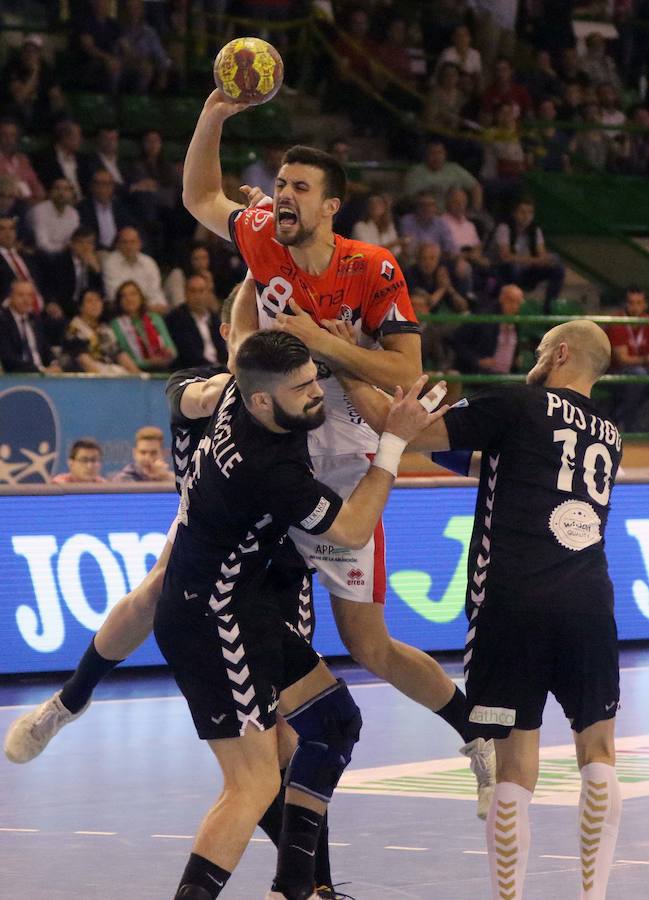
[228,206,419,338]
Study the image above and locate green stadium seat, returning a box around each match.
[118,96,164,135]
[551,297,584,316]
[160,97,204,139]
[68,93,117,131]
[164,139,189,163]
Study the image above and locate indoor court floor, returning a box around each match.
[2,649,648,899]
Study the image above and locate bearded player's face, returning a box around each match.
[274,163,328,247]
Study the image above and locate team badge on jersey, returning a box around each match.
[339,304,353,322]
[380,259,395,281]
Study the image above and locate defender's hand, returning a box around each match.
[384,376,448,443]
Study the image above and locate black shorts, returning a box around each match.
[464,601,619,739]
[154,577,319,741]
[266,537,314,643]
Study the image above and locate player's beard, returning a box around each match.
[272,396,326,432]
[275,218,316,247]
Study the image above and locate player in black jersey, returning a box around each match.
[154,330,444,900]
[339,320,622,900]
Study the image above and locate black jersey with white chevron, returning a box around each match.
[443,384,622,613]
[164,377,342,614]
[166,365,226,493]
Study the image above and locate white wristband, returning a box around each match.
[372,432,407,478]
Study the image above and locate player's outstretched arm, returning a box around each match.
[338,371,451,453]
[276,300,422,392]
[183,89,248,239]
[322,377,448,548]
[179,373,231,419]
[227,273,259,372]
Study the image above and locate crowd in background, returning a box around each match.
[0,0,648,431]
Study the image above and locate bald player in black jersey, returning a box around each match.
[339,320,623,900]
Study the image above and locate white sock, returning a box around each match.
[579,762,621,900]
[486,781,532,900]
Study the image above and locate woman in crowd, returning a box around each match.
[163,240,220,309]
[65,289,140,375]
[351,192,402,257]
[422,62,467,134]
[110,280,176,371]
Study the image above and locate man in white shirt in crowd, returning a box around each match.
[0,216,45,311]
[77,168,136,252]
[165,272,226,369]
[30,177,80,255]
[90,127,126,191]
[102,225,167,312]
[39,120,90,202]
[454,282,523,373]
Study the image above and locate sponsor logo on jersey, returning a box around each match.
[0,386,59,484]
[249,208,273,232]
[380,259,395,281]
[347,567,365,585]
[267,686,279,714]
[549,500,602,551]
[372,278,405,301]
[468,705,516,727]
[300,496,331,531]
[337,253,367,276]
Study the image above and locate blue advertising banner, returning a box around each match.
[0,375,169,483]
[1,485,649,674]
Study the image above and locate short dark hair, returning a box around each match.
[625,285,646,296]
[69,438,102,459]
[220,281,243,325]
[281,145,347,201]
[71,226,95,242]
[236,330,311,401]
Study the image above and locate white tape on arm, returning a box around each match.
[372,432,407,478]
[419,383,446,413]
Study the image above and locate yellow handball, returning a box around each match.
[213,37,284,105]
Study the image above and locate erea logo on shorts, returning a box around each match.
[468,705,517,727]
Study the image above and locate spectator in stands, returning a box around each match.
[29,178,80,256]
[65,288,139,375]
[47,227,104,318]
[165,274,227,370]
[441,186,490,293]
[525,98,571,173]
[557,47,589,86]
[404,242,469,313]
[351,193,401,256]
[520,49,563,104]
[557,80,587,123]
[570,102,611,171]
[128,129,179,206]
[241,145,285,201]
[597,82,626,135]
[399,191,456,262]
[103,227,166,311]
[404,140,483,211]
[472,1,518,75]
[110,280,176,371]
[77,168,137,252]
[51,438,106,484]
[0,118,45,203]
[0,176,32,246]
[481,57,533,121]
[608,286,649,431]
[453,283,523,374]
[112,425,174,482]
[0,279,61,373]
[328,6,381,133]
[422,63,468,134]
[435,25,482,84]
[609,104,649,175]
[374,16,423,94]
[75,0,122,92]
[36,119,92,201]
[0,34,66,129]
[88,127,128,194]
[117,0,172,93]
[480,101,526,212]
[164,241,220,309]
[579,31,622,91]
[410,286,456,372]
[494,197,565,312]
[0,216,45,312]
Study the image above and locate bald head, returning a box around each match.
[527,319,611,390]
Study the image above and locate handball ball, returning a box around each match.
[214,37,284,105]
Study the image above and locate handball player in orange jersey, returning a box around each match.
[182,89,495,814]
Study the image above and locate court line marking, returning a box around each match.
[385,845,428,852]
[463,850,488,855]
[616,859,649,865]
[541,854,580,860]
[75,831,116,836]
[0,827,40,833]
[152,834,192,839]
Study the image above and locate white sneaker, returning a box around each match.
[3,692,90,763]
[460,737,496,819]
